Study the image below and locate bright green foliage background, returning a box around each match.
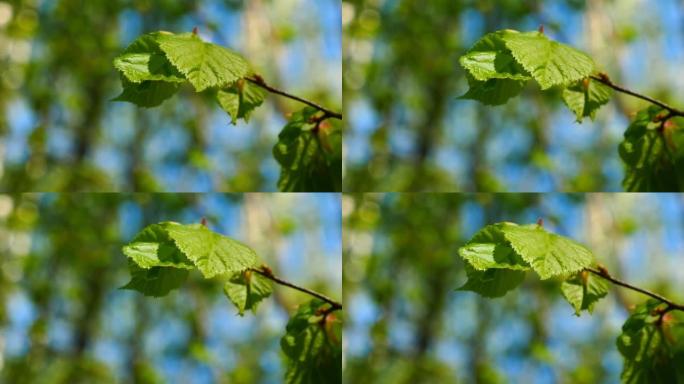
[0,0,341,192]
[121,221,341,383]
[112,31,341,192]
[343,193,684,383]
[343,0,684,192]
[0,193,341,383]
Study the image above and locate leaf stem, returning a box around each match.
[585,266,684,313]
[245,75,342,120]
[249,266,342,311]
[589,74,684,118]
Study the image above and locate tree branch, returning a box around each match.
[585,266,684,313]
[245,75,342,120]
[589,74,684,118]
[249,265,342,311]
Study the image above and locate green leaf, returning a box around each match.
[165,223,260,278]
[618,106,684,191]
[223,270,273,316]
[458,223,530,271]
[157,33,249,92]
[281,300,342,384]
[502,30,595,90]
[122,222,266,300]
[459,30,532,82]
[500,223,594,279]
[122,222,195,270]
[560,270,608,316]
[273,107,341,192]
[121,262,189,297]
[112,77,180,108]
[561,78,613,122]
[457,263,526,298]
[113,32,186,84]
[216,79,267,124]
[617,300,684,383]
[458,73,527,106]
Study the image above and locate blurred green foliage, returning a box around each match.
[343,193,684,383]
[0,0,340,192]
[342,0,684,192]
[0,193,340,383]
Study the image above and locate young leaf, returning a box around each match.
[273,107,341,192]
[223,270,273,316]
[457,263,526,298]
[618,106,684,191]
[216,79,267,124]
[121,262,189,297]
[502,30,595,90]
[459,30,532,82]
[500,223,594,279]
[113,32,186,84]
[122,222,195,270]
[165,223,260,278]
[560,270,608,316]
[458,74,527,106]
[458,222,530,271]
[112,77,181,108]
[281,300,342,384]
[561,78,613,122]
[617,300,684,383]
[157,33,249,92]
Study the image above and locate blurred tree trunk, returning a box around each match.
[408,257,450,383]
[584,194,630,311]
[243,194,289,310]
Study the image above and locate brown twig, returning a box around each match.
[585,266,684,313]
[245,75,342,120]
[589,74,684,118]
[249,265,342,311]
